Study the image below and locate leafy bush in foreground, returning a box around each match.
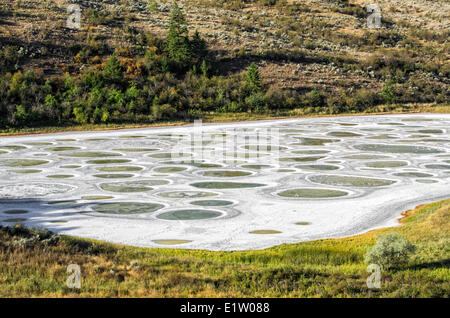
[365,233,416,270]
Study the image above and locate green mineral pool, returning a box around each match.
[296,164,340,171]
[3,210,28,215]
[153,166,187,173]
[249,230,282,234]
[191,182,266,189]
[2,159,49,167]
[277,188,349,198]
[93,202,164,214]
[308,175,396,187]
[87,159,132,165]
[63,152,122,158]
[393,172,433,178]
[156,209,222,220]
[96,166,143,172]
[199,170,253,177]
[8,169,42,174]
[100,180,169,192]
[353,144,443,154]
[190,200,234,207]
[158,191,218,199]
[93,174,134,179]
[365,161,408,168]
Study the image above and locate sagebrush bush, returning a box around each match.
[365,233,416,270]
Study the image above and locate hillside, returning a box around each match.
[0,0,449,130]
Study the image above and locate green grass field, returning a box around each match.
[0,199,448,297]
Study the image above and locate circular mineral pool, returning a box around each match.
[241,164,273,170]
[2,159,49,167]
[296,164,340,171]
[367,134,397,140]
[277,188,348,198]
[393,172,433,178]
[291,150,330,155]
[417,129,443,134]
[342,154,391,160]
[308,175,396,187]
[353,144,443,154]
[2,218,26,223]
[120,135,148,139]
[242,145,287,151]
[152,240,192,245]
[82,195,114,200]
[297,138,339,146]
[159,191,218,199]
[163,161,223,168]
[378,122,404,126]
[365,161,408,168]
[93,202,164,214]
[190,200,234,207]
[47,175,74,179]
[100,180,168,192]
[156,209,222,220]
[415,179,438,184]
[0,150,8,155]
[327,131,362,137]
[8,169,42,174]
[250,230,282,234]
[85,138,110,142]
[191,182,265,189]
[279,156,325,162]
[424,164,450,170]
[0,145,27,151]
[46,146,81,152]
[153,166,187,173]
[3,209,28,215]
[96,166,143,172]
[274,169,297,173]
[224,152,270,159]
[198,170,253,177]
[113,148,159,152]
[55,139,77,142]
[60,165,82,169]
[63,152,122,158]
[49,220,68,224]
[149,152,192,159]
[295,222,311,225]
[93,174,134,179]
[87,159,132,165]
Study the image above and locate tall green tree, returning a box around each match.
[246,63,261,92]
[166,3,191,64]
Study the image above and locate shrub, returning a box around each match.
[381,79,397,105]
[365,233,416,270]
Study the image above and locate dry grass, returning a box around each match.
[0,199,448,297]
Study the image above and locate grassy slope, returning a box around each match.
[0,199,448,297]
[1,103,449,136]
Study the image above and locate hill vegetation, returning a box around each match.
[0,0,448,131]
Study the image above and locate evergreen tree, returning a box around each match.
[166,3,191,64]
[102,55,123,83]
[191,30,207,62]
[246,63,261,92]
